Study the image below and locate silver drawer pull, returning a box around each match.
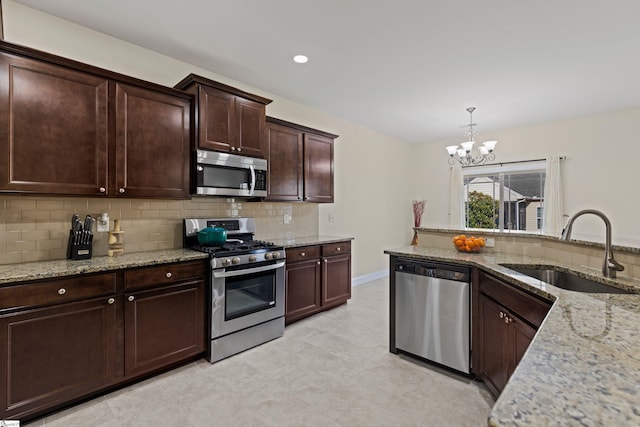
[128,296,135,302]
[337,247,341,252]
[107,298,115,305]
[58,288,66,295]
[166,272,172,278]
[301,252,306,257]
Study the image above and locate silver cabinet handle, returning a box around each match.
[337,247,341,252]
[99,187,106,193]
[324,259,328,263]
[317,261,321,265]
[108,298,115,304]
[128,295,135,302]
[197,165,204,172]
[301,252,306,257]
[119,188,125,194]
[58,288,66,295]
[166,272,172,278]
[231,147,236,151]
[499,311,505,319]
[237,147,242,152]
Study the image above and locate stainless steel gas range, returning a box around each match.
[184,217,285,363]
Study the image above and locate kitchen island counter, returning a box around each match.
[0,249,209,285]
[385,245,640,427]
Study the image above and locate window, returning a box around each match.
[462,162,546,231]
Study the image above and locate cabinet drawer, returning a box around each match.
[125,260,206,291]
[322,241,351,257]
[286,246,321,263]
[479,272,551,328]
[0,273,116,311]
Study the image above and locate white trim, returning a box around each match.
[352,269,388,287]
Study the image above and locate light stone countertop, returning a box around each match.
[385,245,640,427]
[0,249,209,285]
[270,235,354,249]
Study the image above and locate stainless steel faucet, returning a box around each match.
[560,209,625,278]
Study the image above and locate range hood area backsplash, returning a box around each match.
[0,196,319,265]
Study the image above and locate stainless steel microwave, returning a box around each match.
[195,150,267,197]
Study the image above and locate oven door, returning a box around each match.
[211,260,285,338]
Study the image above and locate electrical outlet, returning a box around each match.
[97,213,110,232]
[328,212,335,223]
[485,238,495,248]
[283,214,292,224]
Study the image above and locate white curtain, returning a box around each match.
[543,156,564,236]
[449,163,464,228]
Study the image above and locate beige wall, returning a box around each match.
[0,1,416,278]
[413,108,640,247]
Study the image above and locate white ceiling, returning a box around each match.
[13,0,640,143]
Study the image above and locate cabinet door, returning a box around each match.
[509,315,536,378]
[124,280,205,379]
[198,85,234,152]
[478,294,510,396]
[0,53,109,195]
[322,253,351,308]
[235,97,266,158]
[304,133,334,203]
[285,259,321,324]
[114,83,190,199]
[266,122,303,201]
[0,296,118,420]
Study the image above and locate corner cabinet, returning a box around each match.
[285,240,351,325]
[0,259,207,422]
[266,117,338,203]
[475,270,551,397]
[175,74,272,158]
[0,41,191,198]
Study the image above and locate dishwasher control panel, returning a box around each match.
[395,259,470,282]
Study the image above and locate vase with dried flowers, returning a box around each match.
[411,200,426,245]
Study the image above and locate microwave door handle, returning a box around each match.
[249,165,256,194]
[213,261,285,278]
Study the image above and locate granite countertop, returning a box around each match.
[269,235,354,249]
[0,249,209,285]
[385,245,640,427]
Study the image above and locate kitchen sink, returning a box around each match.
[503,265,633,294]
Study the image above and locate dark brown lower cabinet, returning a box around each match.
[124,280,205,378]
[476,271,551,397]
[285,241,351,325]
[0,296,118,420]
[0,259,207,422]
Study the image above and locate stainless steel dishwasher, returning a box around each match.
[394,258,471,374]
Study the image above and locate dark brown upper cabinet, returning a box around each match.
[266,117,338,203]
[0,41,191,198]
[175,74,272,159]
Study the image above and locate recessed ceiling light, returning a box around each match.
[293,55,308,64]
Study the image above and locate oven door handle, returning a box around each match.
[213,261,285,278]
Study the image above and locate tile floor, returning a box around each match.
[25,277,494,426]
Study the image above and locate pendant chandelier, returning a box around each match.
[446,107,497,166]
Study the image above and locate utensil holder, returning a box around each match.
[67,230,93,260]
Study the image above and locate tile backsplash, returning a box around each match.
[0,196,319,265]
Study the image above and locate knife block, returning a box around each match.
[67,230,93,260]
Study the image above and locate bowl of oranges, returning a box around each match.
[452,235,486,253]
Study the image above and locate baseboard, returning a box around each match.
[352,269,389,287]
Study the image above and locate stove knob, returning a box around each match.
[272,252,281,259]
[264,252,273,260]
[232,257,241,265]
[248,255,257,262]
[221,258,231,267]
